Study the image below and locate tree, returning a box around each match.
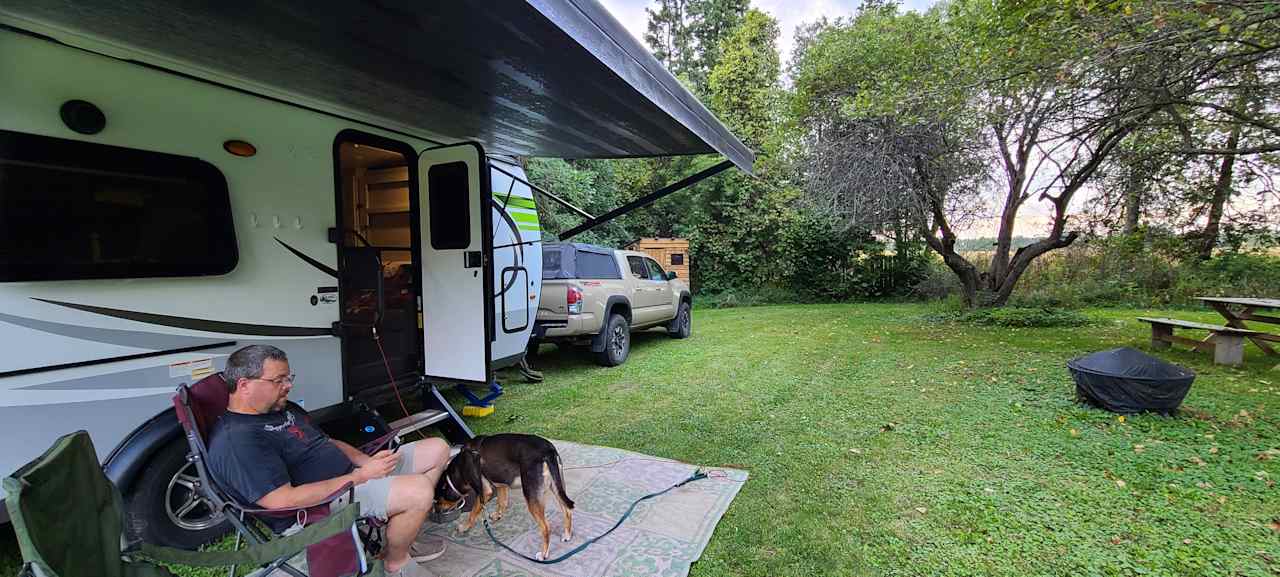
[789,0,1270,307]
[645,0,696,78]
[708,9,779,148]
[688,0,749,90]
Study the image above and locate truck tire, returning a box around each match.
[124,437,228,549]
[595,313,630,366]
[667,302,691,339]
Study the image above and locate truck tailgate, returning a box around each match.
[537,280,572,320]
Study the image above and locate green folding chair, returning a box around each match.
[3,430,379,577]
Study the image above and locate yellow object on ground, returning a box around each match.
[462,404,495,417]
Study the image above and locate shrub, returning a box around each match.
[696,285,796,309]
[953,307,1093,328]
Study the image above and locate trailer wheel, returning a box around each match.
[124,437,228,549]
[595,314,630,366]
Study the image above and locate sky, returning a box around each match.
[597,0,939,69]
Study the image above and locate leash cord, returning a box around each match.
[483,469,709,565]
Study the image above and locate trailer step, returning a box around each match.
[389,409,451,438]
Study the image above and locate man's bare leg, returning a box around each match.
[405,437,450,483]
[382,475,435,573]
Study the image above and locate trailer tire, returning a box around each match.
[595,313,630,366]
[124,437,228,549]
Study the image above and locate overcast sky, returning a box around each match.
[597,0,939,68]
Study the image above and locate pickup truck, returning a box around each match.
[533,242,692,366]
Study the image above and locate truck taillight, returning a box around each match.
[567,286,583,314]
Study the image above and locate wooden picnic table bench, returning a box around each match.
[1137,317,1259,366]
[1196,296,1280,357]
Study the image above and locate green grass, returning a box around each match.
[4,303,1277,576]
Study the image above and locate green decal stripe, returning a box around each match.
[517,224,541,232]
[509,211,540,224]
[493,193,537,210]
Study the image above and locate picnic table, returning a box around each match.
[1196,297,1280,357]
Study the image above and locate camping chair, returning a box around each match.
[3,430,370,577]
[173,373,391,577]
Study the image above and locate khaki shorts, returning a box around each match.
[333,440,419,519]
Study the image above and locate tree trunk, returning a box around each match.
[1199,125,1241,259]
[1123,167,1141,235]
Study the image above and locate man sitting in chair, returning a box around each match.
[208,345,449,577]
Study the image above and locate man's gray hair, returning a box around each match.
[223,345,288,392]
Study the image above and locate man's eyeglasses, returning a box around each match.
[254,374,296,386]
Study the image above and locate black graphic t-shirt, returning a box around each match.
[207,406,354,518]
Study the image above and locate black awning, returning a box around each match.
[0,0,754,172]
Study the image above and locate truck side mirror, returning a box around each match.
[666,271,677,280]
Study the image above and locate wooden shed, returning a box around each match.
[626,237,690,284]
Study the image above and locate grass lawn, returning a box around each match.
[3,303,1277,576]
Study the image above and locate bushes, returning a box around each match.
[1008,236,1280,308]
[911,233,1280,309]
[694,209,932,306]
[953,307,1092,328]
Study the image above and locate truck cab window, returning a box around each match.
[645,258,667,281]
[627,256,648,279]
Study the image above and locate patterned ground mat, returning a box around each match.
[417,440,748,577]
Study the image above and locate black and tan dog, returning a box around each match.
[434,434,574,560]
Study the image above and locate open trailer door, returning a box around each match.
[417,142,494,386]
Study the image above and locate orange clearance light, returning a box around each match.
[223,140,257,157]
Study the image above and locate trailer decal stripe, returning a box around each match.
[508,212,540,224]
[275,238,339,279]
[31,299,333,337]
[493,193,537,210]
[0,341,237,380]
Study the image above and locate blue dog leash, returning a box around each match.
[483,468,709,565]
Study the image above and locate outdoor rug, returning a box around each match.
[417,440,748,577]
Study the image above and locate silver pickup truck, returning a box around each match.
[533,242,692,366]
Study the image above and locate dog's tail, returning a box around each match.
[546,449,574,509]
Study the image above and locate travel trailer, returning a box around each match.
[0,1,752,549]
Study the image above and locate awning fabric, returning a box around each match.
[0,0,754,172]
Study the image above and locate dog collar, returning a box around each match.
[444,472,464,501]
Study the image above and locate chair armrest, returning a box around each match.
[236,482,355,517]
[357,428,403,456]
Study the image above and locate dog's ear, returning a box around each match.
[461,450,486,496]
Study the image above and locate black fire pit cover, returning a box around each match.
[1066,347,1195,414]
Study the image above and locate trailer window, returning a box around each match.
[0,130,236,282]
[427,161,471,250]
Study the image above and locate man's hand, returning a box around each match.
[352,450,399,483]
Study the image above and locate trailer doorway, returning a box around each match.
[334,132,421,399]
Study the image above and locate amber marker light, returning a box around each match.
[223,139,257,157]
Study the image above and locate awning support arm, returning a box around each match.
[490,163,594,220]
[559,159,734,240]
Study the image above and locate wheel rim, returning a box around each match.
[611,323,627,356]
[165,462,223,531]
[681,309,690,333]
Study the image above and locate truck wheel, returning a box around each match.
[124,437,228,549]
[667,302,691,339]
[595,314,630,366]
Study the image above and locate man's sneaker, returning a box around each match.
[388,559,433,577]
[410,534,447,562]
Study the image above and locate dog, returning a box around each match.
[434,433,574,560]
